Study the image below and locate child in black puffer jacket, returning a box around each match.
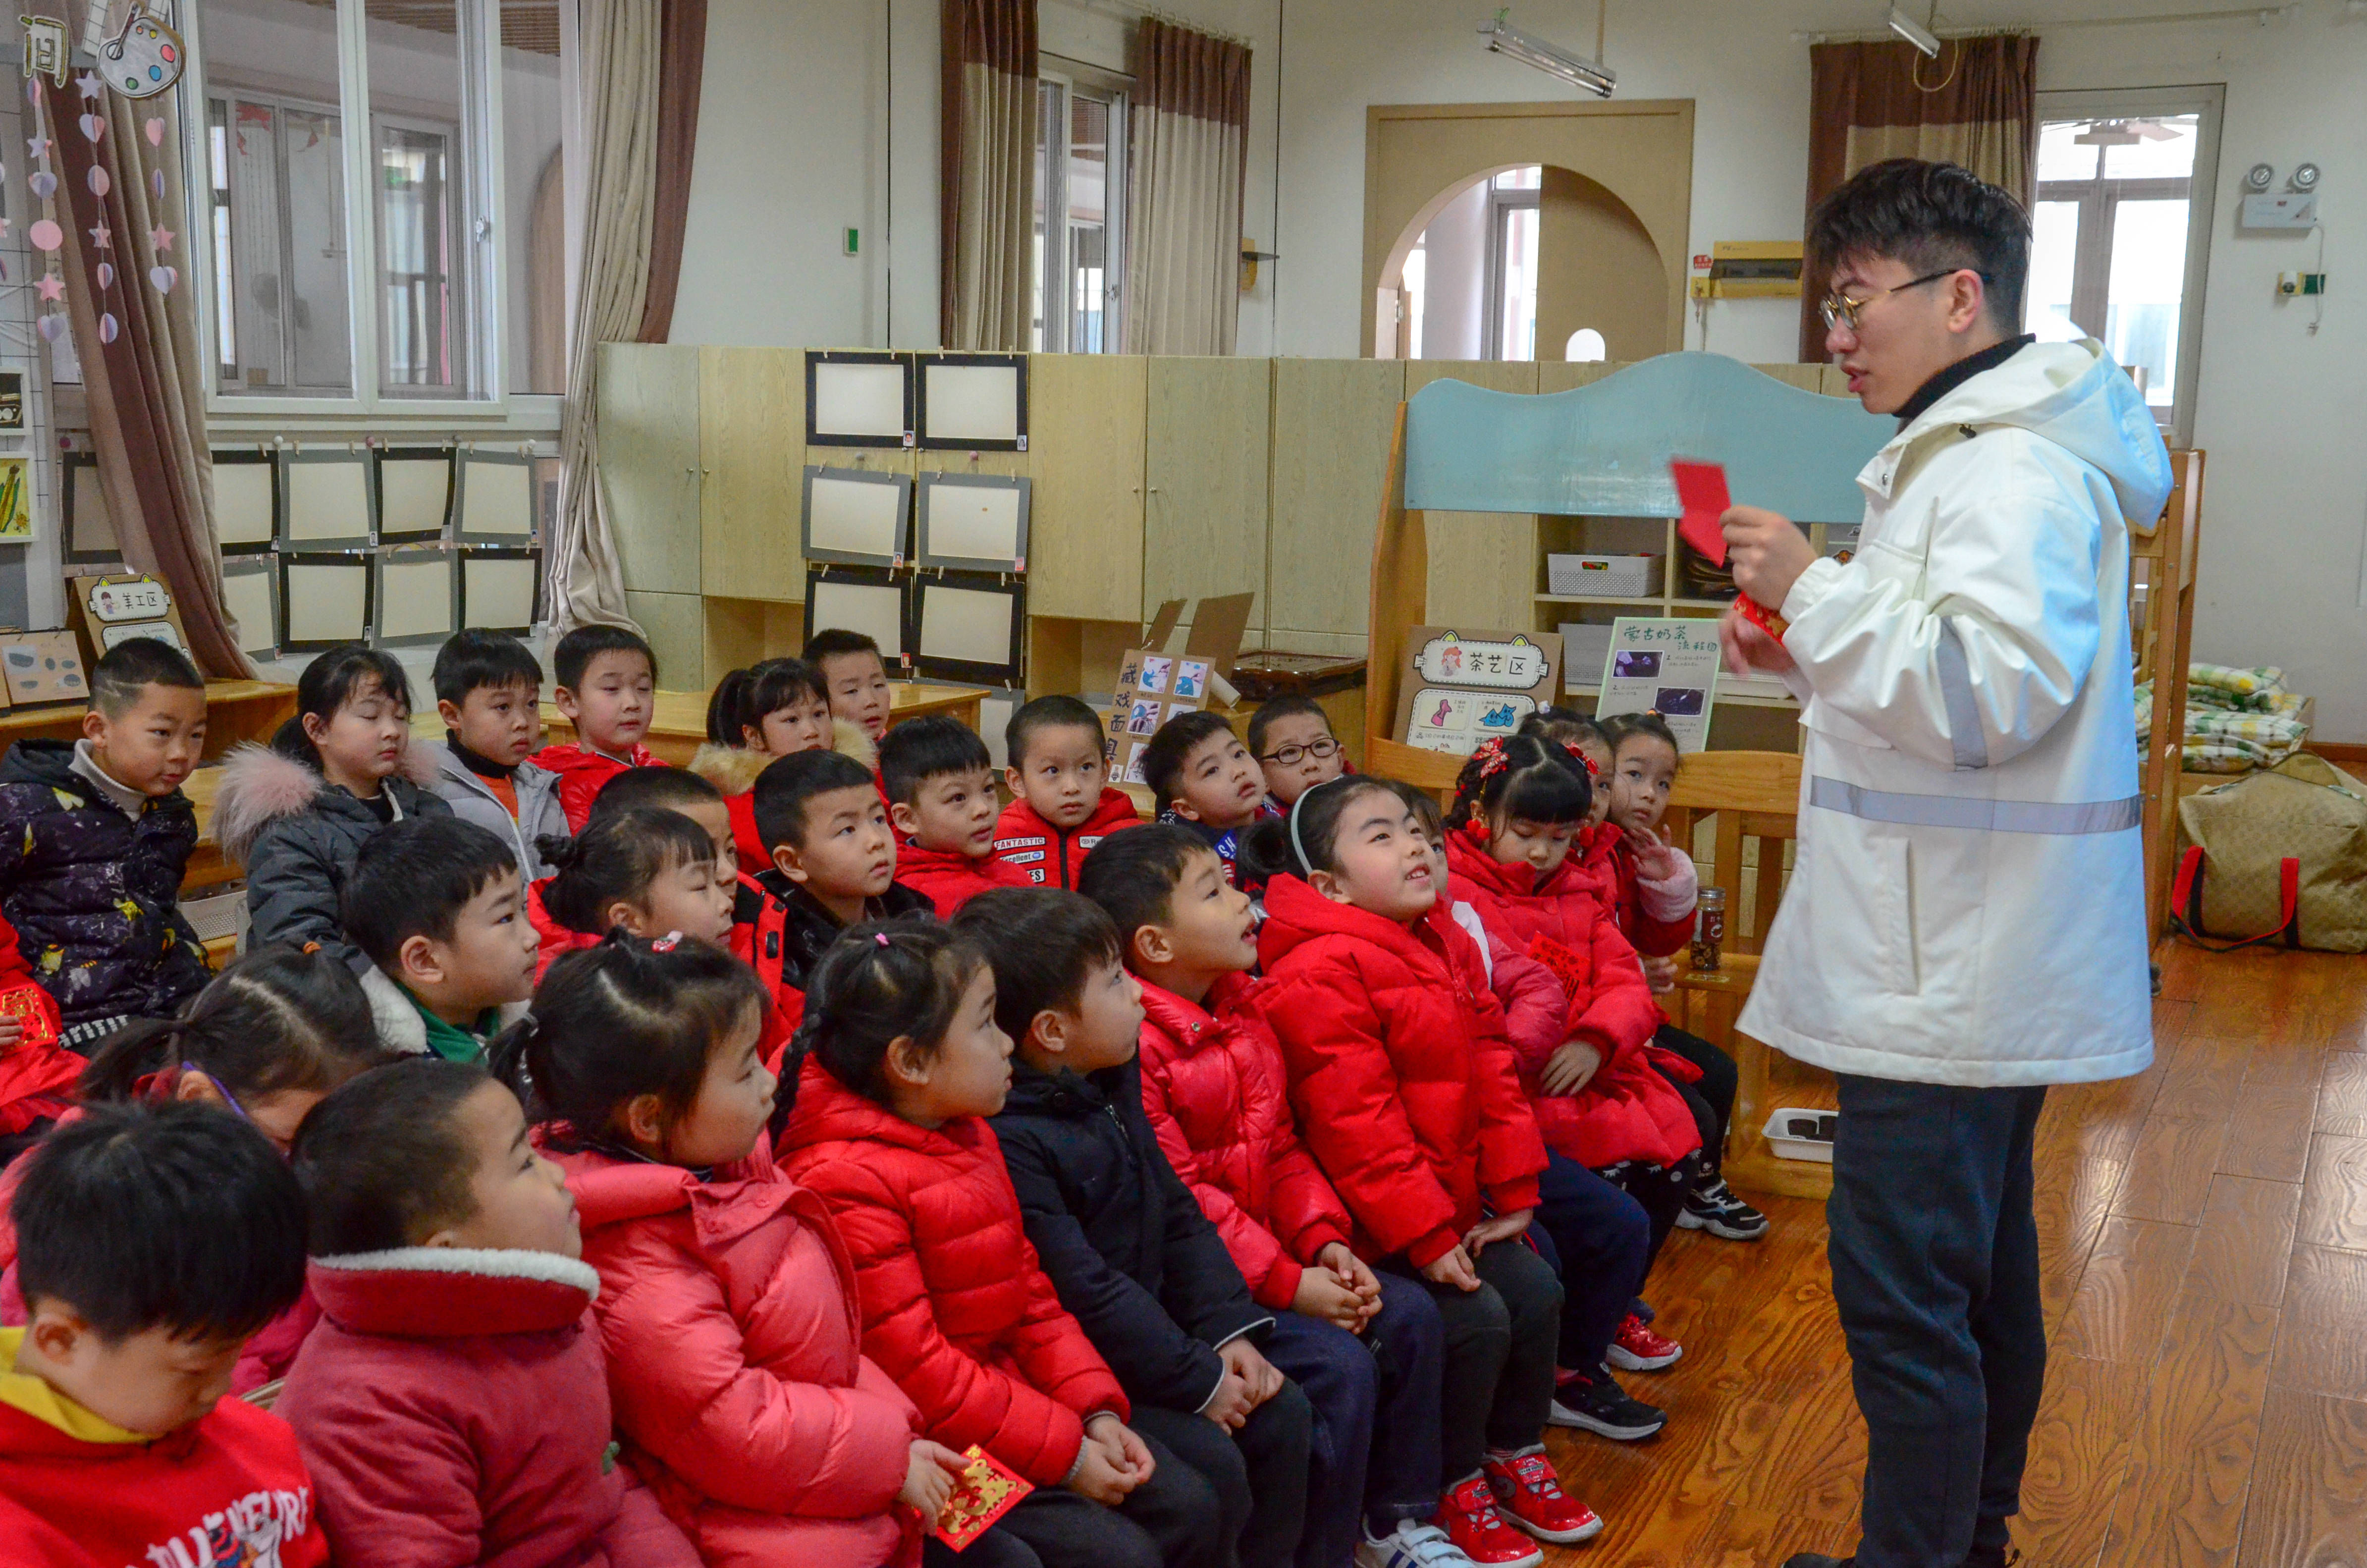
[0,639,214,1044]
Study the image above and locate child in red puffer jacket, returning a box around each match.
[507,935,956,1568]
[780,918,1226,1568]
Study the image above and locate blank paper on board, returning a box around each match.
[285,457,373,544]
[806,471,909,562]
[462,554,538,631]
[917,582,1018,668]
[921,362,1021,444]
[68,461,117,557]
[220,564,276,657]
[378,554,456,641]
[919,476,1025,566]
[380,454,454,538]
[811,361,910,440]
[809,577,906,659]
[283,560,370,644]
[213,462,275,547]
[458,456,534,538]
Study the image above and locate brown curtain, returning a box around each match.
[1800,34,2039,359]
[940,0,1037,350]
[636,0,707,343]
[1124,18,1250,355]
[47,54,253,676]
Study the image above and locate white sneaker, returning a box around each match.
[1356,1518,1483,1568]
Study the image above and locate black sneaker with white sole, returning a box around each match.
[1548,1365,1667,1441]
[1676,1173,1770,1241]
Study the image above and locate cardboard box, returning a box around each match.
[1395,626,1562,756]
[1105,592,1256,786]
[66,572,194,667]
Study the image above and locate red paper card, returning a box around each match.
[0,981,59,1049]
[1670,458,1731,567]
[931,1445,1033,1551]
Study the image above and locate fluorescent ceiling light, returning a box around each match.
[1478,13,1616,98]
[1887,4,1942,54]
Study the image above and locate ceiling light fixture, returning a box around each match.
[1478,8,1616,99]
[1887,3,1943,55]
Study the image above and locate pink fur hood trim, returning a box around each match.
[685,719,877,797]
[210,738,444,866]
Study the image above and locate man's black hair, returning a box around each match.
[1006,694,1104,770]
[293,1059,489,1255]
[1246,694,1329,757]
[89,636,204,718]
[552,623,657,691]
[432,628,544,706]
[1808,158,2031,331]
[802,628,883,668]
[342,815,520,967]
[951,888,1126,1047]
[589,763,723,823]
[1076,822,1214,951]
[12,1101,306,1342]
[752,747,877,852]
[1139,709,1238,814]
[878,714,992,806]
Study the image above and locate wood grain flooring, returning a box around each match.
[1538,945,2367,1567]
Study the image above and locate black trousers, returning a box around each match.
[1828,1074,2047,1568]
[1384,1238,1562,1484]
[925,1427,1227,1568]
[1599,1152,1700,1274]
[1652,1024,1738,1172]
[1133,1385,1314,1568]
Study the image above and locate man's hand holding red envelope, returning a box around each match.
[1668,457,1818,680]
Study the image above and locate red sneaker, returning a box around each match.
[1483,1450,1604,1545]
[1434,1473,1544,1567]
[1608,1311,1682,1371]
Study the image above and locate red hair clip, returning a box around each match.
[652,931,682,952]
[1471,737,1512,778]
[1562,742,1599,779]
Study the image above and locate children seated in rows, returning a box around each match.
[804,627,897,744]
[528,765,736,974]
[218,646,452,971]
[781,920,1224,1568]
[1075,825,1464,1568]
[0,637,214,1044]
[957,887,1317,1568]
[538,626,662,830]
[535,808,738,973]
[883,715,1030,918]
[1247,694,1348,815]
[692,656,845,872]
[744,749,929,1023]
[1144,711,1265,888]
[278,1058,700,1567]
[0,1101,327,1566]
[499,936,957,1564]
[426,629,568,879]
[1242,779,1599,1566]
[995,695,1142,890]
[342,816,538,1063]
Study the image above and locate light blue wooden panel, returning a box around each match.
[1403,351,1893,524]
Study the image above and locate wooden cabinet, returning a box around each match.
[699,347,807,603]
[1267,358,1405,652]
[1142,357,1272,626]
[595,344,703,597]
[1026,354,1147,623]
[1405,360,1539,631]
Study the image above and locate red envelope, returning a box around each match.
[931,1445,1033,1551]
[1670,458,1731,567]
[0,980,60,1049]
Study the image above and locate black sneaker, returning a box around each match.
[1676,1173,1770,1241]
[1548,1365,1666,1440]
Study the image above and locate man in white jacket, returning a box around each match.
[1721,161,2171,1568]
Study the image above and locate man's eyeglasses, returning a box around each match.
[1818,268,1991,332]
[1257,737,1340,768]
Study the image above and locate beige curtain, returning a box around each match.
[1124,18,1249,356]
[45,6,252,676]
[1800,35,2038,358]
[552,0,663,634]
[940,0,1036,350]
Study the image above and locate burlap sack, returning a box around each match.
[2175,754,2367,953]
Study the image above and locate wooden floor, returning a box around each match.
[1540,943,2367,1568]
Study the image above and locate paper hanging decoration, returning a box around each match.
[95,262,113,289]
[19,17,68,86]
[27,219,58,251]
[23,77,66,341]
[144,117,162,146]
[86,165,108,196]
[97,9,186,101]
[77,112,103,141]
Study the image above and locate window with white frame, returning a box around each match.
[2026,90,2221,445]
[1483,166,1541,362]
[1033,63,1127,354]
[190,0,568,407]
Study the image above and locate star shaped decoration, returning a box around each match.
[74,72,102,101]
[36,274,63,302]
[149,223,174,252]
[87,221,111,250]
[25,137,46,160]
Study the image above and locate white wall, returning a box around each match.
[668,0,2367,737]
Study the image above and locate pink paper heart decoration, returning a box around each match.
[99,313,117,343]
[78,113,105,142]
[37,314,64,342]
[86,166,109,197]
[96,262,115,289]
[28,218,61,252]
[150,265,176,293]
[144,117,164,147]
[28,171,55,200]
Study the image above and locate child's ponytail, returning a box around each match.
[76,947,392,1105]
[1446,732,1592,832]
[782,919,983,1120]
[1238,774,1398,884]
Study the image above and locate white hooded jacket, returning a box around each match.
[1737,338,2172,1088]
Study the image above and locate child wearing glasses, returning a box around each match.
[1246,695,1348,817]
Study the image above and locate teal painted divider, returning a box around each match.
[1402,352,1894,524]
